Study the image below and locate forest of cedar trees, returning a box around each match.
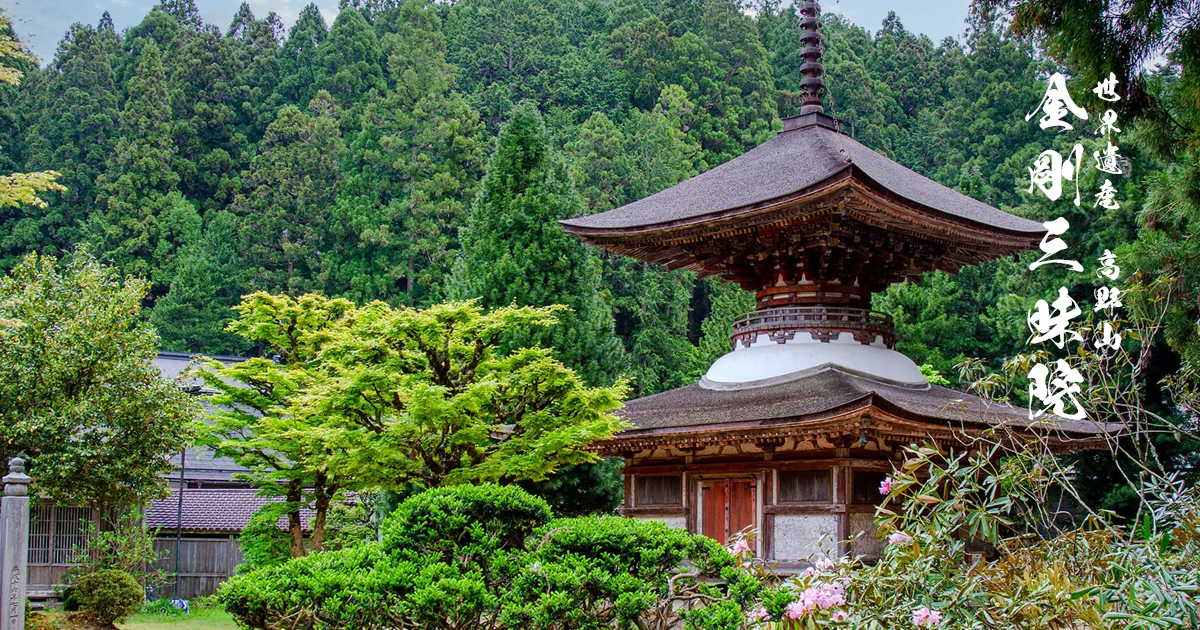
[3,0,1199,515]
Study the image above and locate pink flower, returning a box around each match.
[728,539,752,555]
[879,476,894,495]
[749,607,772,622]
[814,557,836,572]
[803,567,818,578]
[831,611,849,622]
[785,601,811,619]
[887,532,913,545]
[913,607,943,627]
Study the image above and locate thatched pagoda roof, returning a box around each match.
[590,364,1114,455]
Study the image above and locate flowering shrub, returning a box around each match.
[744,443,1200,630]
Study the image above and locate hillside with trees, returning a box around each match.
[4,0,1197,514]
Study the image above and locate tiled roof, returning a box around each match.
[146,488,315,533]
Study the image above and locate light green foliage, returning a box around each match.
[300,299,627,488]
[205,293,624,555]
[199,292,355,558]
[68,507,166,588]
[0,10,66,262]
[236,505,296,571]
[0,250,197,504]
[504,515,758,629]
[918,364,950,387]
[74,568,144,626]
[449,102,625,387]
[219,484,751,630]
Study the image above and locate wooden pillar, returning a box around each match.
[761,468,775,560]
[833,465,849,558]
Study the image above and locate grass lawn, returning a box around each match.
[118,608,237,630]
[29,606,238,630]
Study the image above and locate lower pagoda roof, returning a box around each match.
[595,364,1115,455]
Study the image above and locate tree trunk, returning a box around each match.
[310,473,333,552]
[407,247,416,299]
[286,480,306,558]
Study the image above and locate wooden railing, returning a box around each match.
[730,306,896,349]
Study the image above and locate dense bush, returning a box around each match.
[74,569,142,627]
[505,516,759,630]
[220,484,748,629]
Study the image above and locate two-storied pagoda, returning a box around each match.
[560,1,1104,566]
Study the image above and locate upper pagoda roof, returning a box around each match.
[562,117,1042,238]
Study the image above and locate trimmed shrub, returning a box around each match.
[75,569,142,626]
[504,516,754,629]
[219,485,751,630]
[382,483,553,560]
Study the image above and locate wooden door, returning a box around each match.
[729,479,757,539]
[700,478,757,546]
[702,481,727,542]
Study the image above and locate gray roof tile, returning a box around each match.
[561,124,1044,235]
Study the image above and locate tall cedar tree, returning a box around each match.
[276,4,328,106]
[315,8,386,110]
[331,0,485,305]
[15,23,118,266]
[449,102,625,387]
[233,92,343,295]
[90,39,198,295]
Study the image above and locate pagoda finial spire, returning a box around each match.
[799,0,825,115]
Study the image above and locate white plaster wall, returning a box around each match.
[703,343,927,387]
[848,513,884,560]
[637,516,686,530]
[772,515,837,562]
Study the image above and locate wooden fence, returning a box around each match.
[26,503,244,600]
[150,536,243,599]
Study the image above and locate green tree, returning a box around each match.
[150,210,250,354]
[276,4,328,106]
[329,0,485,305]
[167,24,249,212]
[565,107,699,397]
[0,250,197,504]
[316,8,386,109]
[233,92,343,295]
[298,299,627,489]
[90,39,198,294]
[444,0,571,127]
[0,10,66,265]
[198,292,355,558]
[450,102,625,386]
[690,277,754,378]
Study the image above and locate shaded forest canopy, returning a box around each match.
[0,0,1172,417]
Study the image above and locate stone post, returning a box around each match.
[1,458,31,630]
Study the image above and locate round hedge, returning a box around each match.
[75,569,142,626]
